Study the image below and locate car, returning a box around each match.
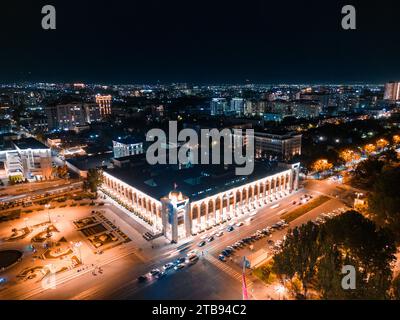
[224,247,233,253]
[198,241,206,247]
[174,257,186,264]
[150,269,161,277]
[216,231,224,237]
[186,254,199,264]
[221,250,231,257]
[156,271,166,279]
[174,263,185,270]
[292,201,297,205]
[218,254,227,262]
[163,262,174,270]
[227,226,234,232]
[187,249,198,256]
[267,239,274,245]
[207,236,214,242]
[249,211,257,216]
[236,222,244,227]
[137,275,148,282]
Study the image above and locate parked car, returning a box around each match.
[207,236,214,242]
[163,263,174,270]
[174,257,186,265]
[150,269,161,277]
[216,231,224,237]
[236,222,244,227]
[198,241,206,247]
[137,275,148,282]
[218,254,227,262]
[227,226,234,232]
[186,254,199,264]
[174,263,185,270]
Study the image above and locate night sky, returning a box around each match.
[1,0,400,84]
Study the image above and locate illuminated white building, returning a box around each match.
[101,161,300,242]
[0,138,52,181]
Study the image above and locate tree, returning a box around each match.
[364,143,376,155]
[53,165,68,179]
[376,138,389,151]
[368,167,400,240]
[317,211,396,299]
[379,148,399,163]
[339,149,360,164]
[393,275,400,299]
[352,158,384,188]
[273,211,396,299]
[393,135,400,145]
[273,222,321,298]
[311,159,333,173]
[84,169,103,194]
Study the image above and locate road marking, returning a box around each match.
[205,255,253,290]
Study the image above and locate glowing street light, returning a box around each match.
[275,284,286,300]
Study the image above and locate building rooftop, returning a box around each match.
[12,138,49,150]
[104,161,290,202]
[67,153,113,171]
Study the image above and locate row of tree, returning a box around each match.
[273,211,398,299]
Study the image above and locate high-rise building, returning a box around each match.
[210,98,227,116]
[95,94,112,116]
[384,82,400,101]
[230,98,245,116]
[46,103,102,130]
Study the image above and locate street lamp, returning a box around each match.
[275,284,286,300]
[45,203,51,223]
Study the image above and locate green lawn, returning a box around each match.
[253,259,277,284]
[281,195,330,223]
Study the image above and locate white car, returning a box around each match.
[249,211,257,216]
[216,231,224,237]
[236,222,244,227]
[187,249,198,256]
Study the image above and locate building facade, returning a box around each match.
[0,138,52,181]
[95,95,112,116]
[46,103,103,130]
[101,163,300,242]
[384,82,400,101]
[112,139,144,159]
[248,131,302,161]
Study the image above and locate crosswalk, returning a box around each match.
[206,255,253,291]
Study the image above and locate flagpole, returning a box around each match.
[242,256,249,300]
